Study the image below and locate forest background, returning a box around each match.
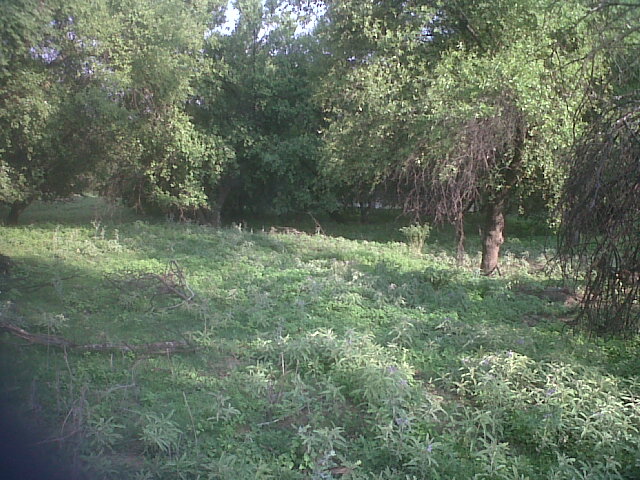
[1,0,640,478]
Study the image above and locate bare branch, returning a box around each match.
[0,322,195,354]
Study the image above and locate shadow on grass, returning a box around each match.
[1,197,553,261]
[0,196,145,227]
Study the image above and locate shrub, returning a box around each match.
[399,223,431,253]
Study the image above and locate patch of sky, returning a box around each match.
[211,0,325,38]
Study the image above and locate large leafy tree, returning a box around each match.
[201,0,326,219]
[402,0,591,272]
[80,0,233,221]
[0,0,233,224]
[317,0,421,214]
[0,0,106,224]
[321,0,593,272]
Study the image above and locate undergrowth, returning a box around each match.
[1,198,639,479]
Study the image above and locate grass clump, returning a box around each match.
[1,197,639,479]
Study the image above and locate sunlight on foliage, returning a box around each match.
[1,198,639,478]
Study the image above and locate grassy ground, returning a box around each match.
[1,197,639,479]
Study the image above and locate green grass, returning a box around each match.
[1,198,639,479]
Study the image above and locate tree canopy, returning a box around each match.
[321,0,596,272]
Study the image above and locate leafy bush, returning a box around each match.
[399,223,431,253]
[139,411,183,457]
[453,351,640,476]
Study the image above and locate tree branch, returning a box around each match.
[0,322,195,355]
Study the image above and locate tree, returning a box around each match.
[201,0,327,219]
[0,0,232,225]
[558,2,640,333]
[317,0,423,216]
[0,0,96,224]
[77,0,234,222]
[320,0,592,272]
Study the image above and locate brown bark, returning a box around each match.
[455,215,466,265]
[479,110,526,275]
[6,200,31,226]
[481,197,506,275]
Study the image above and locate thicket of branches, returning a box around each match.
[399,96,527,264]
[557,2,640,334]
[559,103,640,333]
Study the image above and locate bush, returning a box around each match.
[399,223,431,253]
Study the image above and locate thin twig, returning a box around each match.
[183,391,198,447]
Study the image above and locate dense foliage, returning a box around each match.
[200,0,327,217]
[0,0,236,223]
[0,0,112,223]
[320,0,595,273]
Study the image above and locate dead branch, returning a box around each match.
[160,260,195,308]
[0,322,195,355]
[558,99,640,334]
[269,226,306,235]
[108,260,196,311]
[308,212,326,235]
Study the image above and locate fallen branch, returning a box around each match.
[162,260,195,300]
[0,322,195,355]
[108,260,196,311]
[269,226,306,235]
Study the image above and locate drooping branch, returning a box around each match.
[397,94,527,269]
[399,96,525,220]
[558,103,640,333]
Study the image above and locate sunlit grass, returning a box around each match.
[1,197,639,479]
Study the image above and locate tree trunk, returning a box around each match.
[481,197,505,275]
[6,200,31,226]
[479,110,526,275]
[208,176,236,227]
[455,215,466,265]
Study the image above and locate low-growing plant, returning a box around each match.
[86,415,124,454]
[296,424,347,477]
[207,392,241,422]
[139,411,183,457]
[3,198,640,479]
[452,351,640,475]
[399,223,431,253]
